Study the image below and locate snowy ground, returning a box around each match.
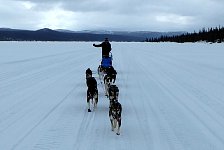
[0,41,224,150]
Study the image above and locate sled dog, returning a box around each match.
[104,74,112,97]
[86,68,92,79]
[106,66,117,83]
[109,100,122,135]
[86,77,98,112]
[108,85,119,107]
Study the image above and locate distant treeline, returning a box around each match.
[146,26,224,43]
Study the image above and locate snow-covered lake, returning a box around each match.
[0,41,224,150]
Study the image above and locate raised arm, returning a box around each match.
[93,43,103,47]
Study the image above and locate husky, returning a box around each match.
[106,66,117,83]
[104,74,112,97]
[86,68,92,79]
[108,85,119,107]
[104,66,117,96]
[109,100,122,135]
[87,87,98,112]
[86,76,98,112]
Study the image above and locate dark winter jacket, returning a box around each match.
[93,41,111,57]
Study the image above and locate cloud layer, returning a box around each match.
[1,0,224,31]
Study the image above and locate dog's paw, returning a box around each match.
[88,109,91,112]
[116,133,120,135]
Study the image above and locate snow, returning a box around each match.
[0,41,224,150]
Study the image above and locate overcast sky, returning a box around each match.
[0,0,224,32]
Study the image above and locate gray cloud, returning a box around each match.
[1,0,224,31]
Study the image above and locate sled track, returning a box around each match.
[138,53,224,149]
[11,78,79,150]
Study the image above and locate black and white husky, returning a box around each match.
[87,86,98,112]
[108,85,119,107]
[86,68,92,79]
[104,66,117,83]
[109,100,122,135]
[86,75,98,112]
[104,74,112,97]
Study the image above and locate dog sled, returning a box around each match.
[98,53,113,75]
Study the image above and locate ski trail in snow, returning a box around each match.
[74,111,96,150]
[0,45,98,150]
[137,51,224,149]
[11,75,79,150]
[0,57,90,130]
